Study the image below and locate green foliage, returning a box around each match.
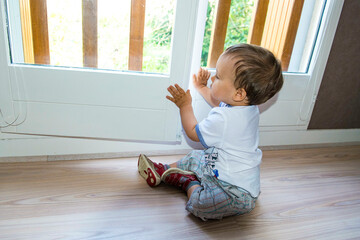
[201,1,217,67]
[225,0,254,48]
[201,0,254,67]
[147,9,174,47]
[142,3,175,73]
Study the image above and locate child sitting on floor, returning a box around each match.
[138,43,283,221]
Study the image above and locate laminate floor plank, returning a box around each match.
[1,146,360,239]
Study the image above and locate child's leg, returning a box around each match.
[161,168,199,192]
[176,151,204,174]
[186,183,232,220]
[138,151,202,194]
[169,162,177,168]
[186,179,256,221]
[186,184,201,199]
[164,150,205,198]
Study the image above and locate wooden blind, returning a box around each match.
[252,0,304,70]
[280,0,305,70]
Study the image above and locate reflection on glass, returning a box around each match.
[9,0,175,74]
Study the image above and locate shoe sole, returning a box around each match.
[138,154,161,187]
[161,168,196,182]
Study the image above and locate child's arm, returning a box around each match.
[166,84,199,142]
[193,68,220,107]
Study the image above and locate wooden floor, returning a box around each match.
[1,145,360,240]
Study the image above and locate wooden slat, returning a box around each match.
[259,0,304,71]
[273,0,291,57]
[19,0,34,64]
[207,0,231,68]
[82,0,98,68]
[248,0,269,46]
[259,0,271,48]
[128,0,146,71]
[273,0,292,59]
[261,0,280,49]
[269,0,285,55]
[29,0,50,65]
[281,0,305,71]
[269,0,282,49]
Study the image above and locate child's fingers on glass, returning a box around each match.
[200,69,209,81]
[167,86,175,97]
[166,95,175,102]
[167,85,176,93]
[197,69,203,78]
[168,85,182,98]
[174,84,185,94]
[192,74,197,81]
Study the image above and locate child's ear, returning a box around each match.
[233,88,247,102]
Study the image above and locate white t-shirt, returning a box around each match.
[195,102,262,197]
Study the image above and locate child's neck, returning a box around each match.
[226,100,249,107]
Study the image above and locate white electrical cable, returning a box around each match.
[0,108,20,127]
[0,66,27,128]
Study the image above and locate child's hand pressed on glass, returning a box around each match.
[192,67,219,107]
[193,68,211,90]
[166,83,199,142]
[166,84,192,108]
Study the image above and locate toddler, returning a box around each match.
[138,43,283,220]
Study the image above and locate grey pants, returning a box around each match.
[177,148,257,221]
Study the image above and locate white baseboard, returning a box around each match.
[1,128,359,162]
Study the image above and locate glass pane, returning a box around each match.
[48,0,83,68]
[201,0,255,67]
[7,0,175,74]
[224,0,254,49]
[143,2,175,73]
[97,0,131,71]
[201,0,325,73]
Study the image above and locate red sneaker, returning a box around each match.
[138,154,167,187]
[161,168,198,191]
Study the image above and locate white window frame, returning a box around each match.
[0,0,201,143]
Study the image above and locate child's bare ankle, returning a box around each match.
[169,163,177,168]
